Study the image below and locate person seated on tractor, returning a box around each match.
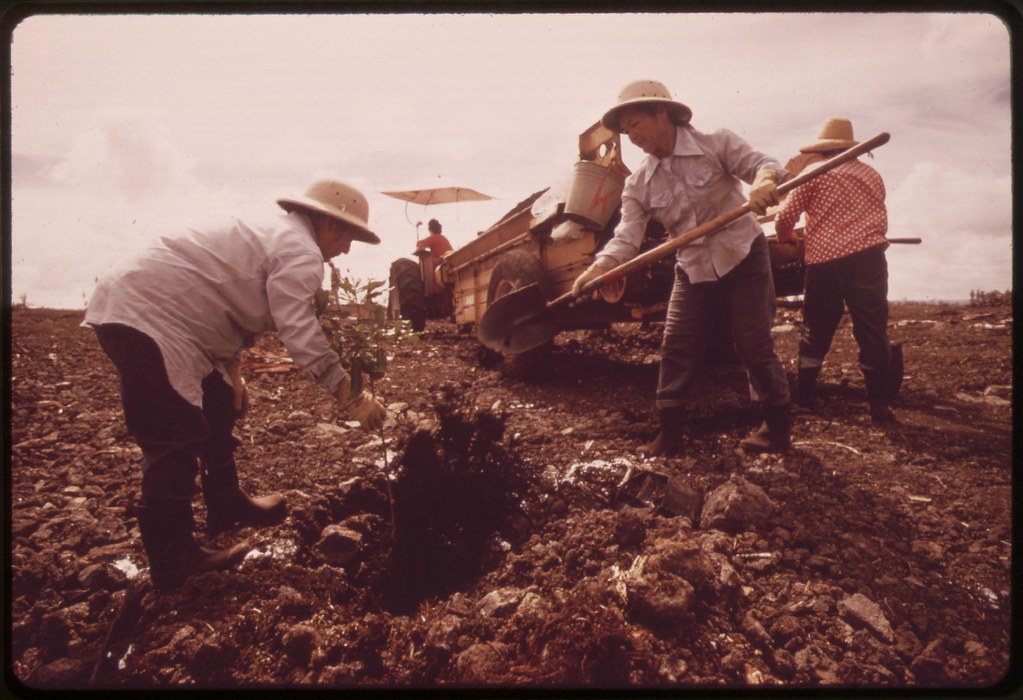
[416,219,454,263]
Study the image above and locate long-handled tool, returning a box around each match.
[478,132,891,354]
[764,231,921,246]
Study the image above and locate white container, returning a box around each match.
[563,160,626,229]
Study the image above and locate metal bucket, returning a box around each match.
[564,160,625,229]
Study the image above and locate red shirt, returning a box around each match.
[416,233,453,260]
[775,159,888,264]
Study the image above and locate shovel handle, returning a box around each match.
[555,132,892,307]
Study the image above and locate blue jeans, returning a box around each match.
[656,234,789,409]
[93,323,239,504]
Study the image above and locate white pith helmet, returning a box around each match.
[601,79,693,133]
[278,178,380,244]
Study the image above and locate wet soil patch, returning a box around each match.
[389,384,524,610]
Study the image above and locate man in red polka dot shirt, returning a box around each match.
[774,118,895,423]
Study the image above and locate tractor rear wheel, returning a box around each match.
[389,258,427,332]
[485,250,553,379]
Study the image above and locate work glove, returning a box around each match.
[572,260,612,297]
[748,170,780,216]
[227,360,248,419]
[335,375,387,431]
[772,238,803,264]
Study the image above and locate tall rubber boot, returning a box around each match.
[740,402,792,453]
[136,500,250,591]
[795,366,821,413]
[863,369,895,423]
[201,460,287,536]
[639,407,688,457]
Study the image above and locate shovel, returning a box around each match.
[479,132,891,354]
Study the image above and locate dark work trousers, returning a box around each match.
[657,234,790,409]
[798,244,891,376]
[93,324,239,504]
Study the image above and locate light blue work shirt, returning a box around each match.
[596,125,786,283]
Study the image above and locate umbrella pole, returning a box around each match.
[403,201,419,233]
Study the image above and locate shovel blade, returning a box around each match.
[478,283,561,354]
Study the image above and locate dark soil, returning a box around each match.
[6,301,1015,691]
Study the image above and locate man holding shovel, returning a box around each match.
[773,118,896,423]
[573,79,792,455]
[84,177,387,591]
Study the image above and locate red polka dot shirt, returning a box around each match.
[774,159,888,264]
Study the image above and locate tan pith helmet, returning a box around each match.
[601,79,693,133]
[800,118,859,154]
[278,178,380,244]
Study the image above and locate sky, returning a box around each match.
[6,10,1014,308]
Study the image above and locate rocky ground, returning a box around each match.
[6,299,1015,692]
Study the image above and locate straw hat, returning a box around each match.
[800,118,859,154]
[278,178,380,244]
[601,79,692,133]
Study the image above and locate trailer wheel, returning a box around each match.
[485,250,553,378]
[389,258,427,332]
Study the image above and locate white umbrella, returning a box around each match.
[381,185,497,237]
[381,186,495,207]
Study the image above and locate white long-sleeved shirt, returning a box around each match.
[83,211,345,406]
[596,126,786,282]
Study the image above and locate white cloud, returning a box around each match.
[11,106,514,308]
[890,161,1011,239]
[12,108,269,308]
[888,236,1012,303]
[49,108,198,198]
[886,161,1012,301]
[8,12,1012,307]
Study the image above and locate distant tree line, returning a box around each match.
[969,289,1012,307]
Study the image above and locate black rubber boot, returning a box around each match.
[201,461,287,536]
[740,402,792,453]
[136,500,250,591]
[639,407,688,457]
[863,369,896,424]
[795,366,821,414]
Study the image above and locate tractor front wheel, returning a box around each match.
[389,258,427,332]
